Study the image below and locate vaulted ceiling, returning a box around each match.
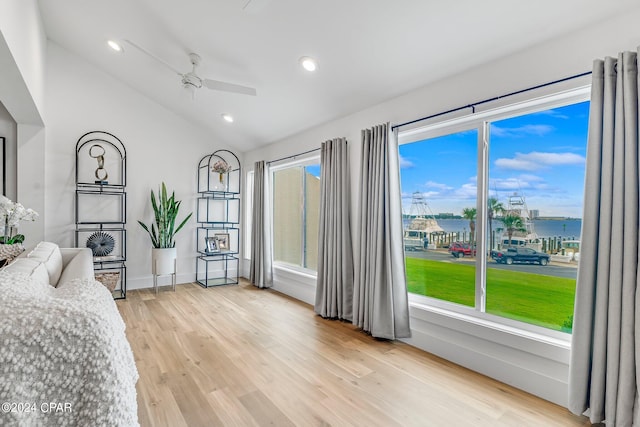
[38,0,640,151]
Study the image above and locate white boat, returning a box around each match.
[498,192,542,251]
[403,192,444,251]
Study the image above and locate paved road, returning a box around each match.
[405,249,577,279]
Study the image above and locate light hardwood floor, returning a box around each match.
[117,280,590,427]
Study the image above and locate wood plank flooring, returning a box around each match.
[117,280,591,427]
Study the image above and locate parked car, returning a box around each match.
[491,247,550,266]
[448,242,476,258]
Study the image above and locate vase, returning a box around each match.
[152,247,177,276]
[0,243,24,266]
[151,247,177,294]
[213,172,227,191]
[3,223,9,243]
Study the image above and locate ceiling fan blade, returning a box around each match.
[123,39,183,76]
[203,79,257,96]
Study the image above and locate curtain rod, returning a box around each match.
[266,147,321,165]
[391,71,592,131]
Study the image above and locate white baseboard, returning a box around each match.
[126,272,196,290]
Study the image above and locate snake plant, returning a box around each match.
[138,182,192,248]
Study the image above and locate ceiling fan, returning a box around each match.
[123,39,257,97]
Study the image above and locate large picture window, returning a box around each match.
[399,90,589,333]
[271,157,321,272]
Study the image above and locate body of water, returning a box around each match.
[406,218,582,239]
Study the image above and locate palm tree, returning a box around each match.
[501,214,526,248]
[462,207,477,243]
[487,197,505,250]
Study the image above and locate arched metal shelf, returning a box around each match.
[196,149,241,288]
[75,130,127,299]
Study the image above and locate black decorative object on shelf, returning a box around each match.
[86,231,115,256]
[195,149,240,288]
[75,131,127,299]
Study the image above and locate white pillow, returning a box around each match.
[27,242,63,286]
[57,249,95,287]
[3,258,50,287]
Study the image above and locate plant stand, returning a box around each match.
[152,248,177,294]
[152,268,176,294]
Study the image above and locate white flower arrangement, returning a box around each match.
[0,196,39,244]
[211,160,232,174]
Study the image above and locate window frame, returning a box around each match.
[398,85,590,340]
[269,154,321,275]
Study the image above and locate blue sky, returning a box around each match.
[306,164,321,178]
[399,101,589,218]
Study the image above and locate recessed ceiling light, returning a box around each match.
[222,114,234,123]
[107,40,123,53]
[299,56,317,72]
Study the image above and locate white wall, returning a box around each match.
[0,0,47,245]
[241,8,640,407]
[0,0,46,123]
[44,41,241,289]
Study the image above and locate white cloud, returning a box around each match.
[453,183,477,199]
[533,109,569,120]
[402,191,439,200]
[490,174,549,193]
[490,177,531,191]
[424,180,453,191]
[399,155,414,169]
[494,151,585,171]
[517,174,545,182]
[491,124,554,138]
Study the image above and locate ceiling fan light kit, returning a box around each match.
[182,53,203,89]
[182,74,203,89]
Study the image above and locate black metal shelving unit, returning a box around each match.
[75,131,127,299]
[195,150,240,287]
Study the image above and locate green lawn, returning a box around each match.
[405,257,576,332]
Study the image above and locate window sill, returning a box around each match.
[270,263,317,305]
[273,263,317,280]
[406,297,571,365]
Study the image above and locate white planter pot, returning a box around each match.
[152,247,177,275]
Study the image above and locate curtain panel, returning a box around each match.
[249,160,273,288]
[314,138,354,320]
[353,123,411,339]
[569,50,640,425]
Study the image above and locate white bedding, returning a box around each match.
[0,272,139,426]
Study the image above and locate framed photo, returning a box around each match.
[215,233,230,251]
[205,237,219,253]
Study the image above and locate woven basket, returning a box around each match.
[96,272,120,292]
[0,244,24,266]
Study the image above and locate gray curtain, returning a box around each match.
[353,123,411,339]
[315,138,354,320]
[249,161,273,288]
[569,50,640,425]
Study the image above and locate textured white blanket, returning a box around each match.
[0,272,139,426]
